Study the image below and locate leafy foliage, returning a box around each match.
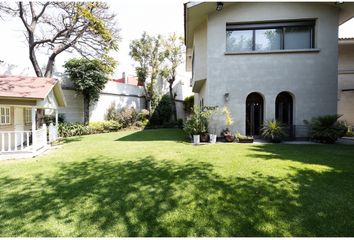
[261,119,287,143]
[149,95,173,126]
[58,123,91,137]
[184,95,194,115]
[308,114,347,144]
[64,57,116,123]
[160,33,185,121]
[0,2,119,77]
[183,106,215,136]
[58,121,122,138]
[345,126,354,137]
[223,106,234,127]
[129,32,166,113]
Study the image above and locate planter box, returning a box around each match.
[193,135,200,144]
[209,134,217,144]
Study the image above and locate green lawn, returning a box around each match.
[1,129,354,237]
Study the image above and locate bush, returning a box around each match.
[183,106,211,136]
[344,126,354,137]
[58,123,91,138]
[106,103,118,121]
[177,119,184,129]
[89,121,122,134]
[59,120,122,138]
[308,114,347,143]
[149,95,173,126]
[116,107,138,128]
[184,95,194,115]
[261,119,287,143]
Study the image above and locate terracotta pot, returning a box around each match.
[200,132,210,142]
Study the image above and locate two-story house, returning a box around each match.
[185,2,354,137]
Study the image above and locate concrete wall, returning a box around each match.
[194,2,339,135]
[59,89,84,123]
[193,21,208,82]
[59,81,145,123]
[338,42,354,125]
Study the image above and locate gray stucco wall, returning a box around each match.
[194,2,339,135]
[338,42,354,125]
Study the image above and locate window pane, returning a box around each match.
[226,30,253,52]
[1,108,4,116]
[284,26,312,49]
[255,29,281,51]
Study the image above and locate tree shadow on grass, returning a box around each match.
[116,128,188,142]
[55,136,83,145]
[0,154,354,236]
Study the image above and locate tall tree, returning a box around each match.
[0,2,119,77]
[129,32,166,114]
[64,57,116,123]
[161,33,184,121]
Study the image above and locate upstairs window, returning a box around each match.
[0,106,10,125]
[226,20,315,52]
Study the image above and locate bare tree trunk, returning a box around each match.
[169,82,177,122]
[83,95,90,124]
[44,54,56,77]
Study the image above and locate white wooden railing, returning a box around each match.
[0,123,59,154]
[0,131,32,152]
[33,124,47,151]
[48,123,58,143]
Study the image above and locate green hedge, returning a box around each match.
[58,120,123,138]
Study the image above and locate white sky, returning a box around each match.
[0,0,353,78]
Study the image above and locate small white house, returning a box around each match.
[0,75,66,159]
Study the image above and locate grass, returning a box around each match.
[0,128,354,236]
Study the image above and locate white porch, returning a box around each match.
[0,106,59,160]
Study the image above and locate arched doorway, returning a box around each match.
[275,92,293,127]
[246,92,264,136]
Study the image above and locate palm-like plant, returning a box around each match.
[261,119,287,143]
[308,114,347,143]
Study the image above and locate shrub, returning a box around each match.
[58,123,91,137]
[138,109,150,121]
[261,119,287,143]
[345,126,354,137]
[221,106,235,142]
[149,95,173,126]
[116,107,138,128]
[308,114,347,143]
[89,121,122,133]
[184,95,194,115]
[59,121,122,138]
[183,106,212,136]
[177,119,184,129]
[106,103,118,121]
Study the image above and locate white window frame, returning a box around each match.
[24,108,32,124]
[0,106,11,125]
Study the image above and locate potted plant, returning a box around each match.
[183,106,212,144]
[183,116,200,144]
[261,119,287,143]
[236,133,254,143]
[209,127,217,144]
[221,106,235,142]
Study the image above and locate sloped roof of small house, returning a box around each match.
[0,75,66,107]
